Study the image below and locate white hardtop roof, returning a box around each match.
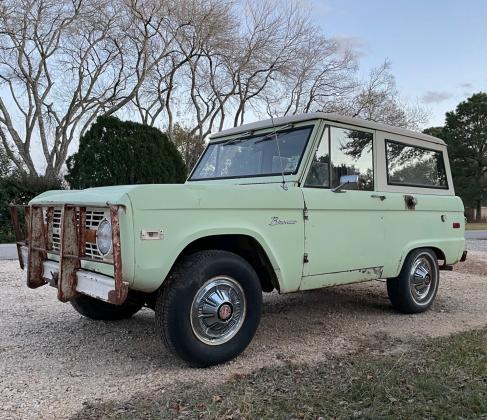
[209,112,445,146]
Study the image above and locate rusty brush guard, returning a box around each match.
[9,204,128,305]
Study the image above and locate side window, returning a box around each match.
[330,127,374,191]
[386,140,448,189]
[304,128,330,187]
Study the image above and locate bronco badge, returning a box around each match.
[269,217,297,226]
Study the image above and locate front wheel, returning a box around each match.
[155,250,262,367]
[387,248,439,314]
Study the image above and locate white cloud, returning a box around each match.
[332,35,367,57]
[421,90,453,104]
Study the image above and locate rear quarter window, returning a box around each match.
[385,140,448,189]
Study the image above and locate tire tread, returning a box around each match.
[387,248,439,314]
[155,250,262,367]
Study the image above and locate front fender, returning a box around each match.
[131,210,304,293]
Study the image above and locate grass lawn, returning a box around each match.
[75,328,487,419]
[466,223,487,230]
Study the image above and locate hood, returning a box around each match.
[125,182,303,210]
[29,185,139,207]
[29,182,303,211]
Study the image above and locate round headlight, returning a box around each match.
[96,219,112,256]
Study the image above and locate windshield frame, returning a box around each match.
[188,124,315,182]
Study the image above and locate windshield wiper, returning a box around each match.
[254,124,294,144]
[222,131,254,146]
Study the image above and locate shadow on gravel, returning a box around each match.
[263,283,392,315]
[10,283,394,375]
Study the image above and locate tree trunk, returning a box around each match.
[476,199,482,222]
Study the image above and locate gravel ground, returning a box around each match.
[1,244,486,420]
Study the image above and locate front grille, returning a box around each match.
[86,210,105,229]
[47,207,109,261]
[52,209,62,250]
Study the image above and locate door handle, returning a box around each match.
[371,194,386,201]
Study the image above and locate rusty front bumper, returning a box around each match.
[9,204,128,305]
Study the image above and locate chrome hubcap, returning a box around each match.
[409,255,435,303]
[218,303,233,321]
[190,277,246,345]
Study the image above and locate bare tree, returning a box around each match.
[132,0,237,140]
[0,0,427,179]
[275,57,427,130]
[269,36,357,116]
[0,0,181,178]
[133,0,360,138]
[230,0,317,126]
[346,61,428,130]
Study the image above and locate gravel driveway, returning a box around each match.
[1,244,486,420]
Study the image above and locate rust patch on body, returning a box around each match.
[109,205,128,305]
[45,206,54,251]
[404,195,417,210]
[359,266,383,278]
[78,207,87,258]
[58,205,80,302]
[10,203,128,305]
[84,228,97,244]
[27,206,48,289]
[24,206,31,241]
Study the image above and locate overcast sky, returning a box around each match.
[310,0,487,127]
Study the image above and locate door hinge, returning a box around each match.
[303,253,309,263]
[303,207,309,221]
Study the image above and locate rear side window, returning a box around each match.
[385,140,448,189]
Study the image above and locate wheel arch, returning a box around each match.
[396,243,445,276]
[167,233,281,293]
[429,247,446,263]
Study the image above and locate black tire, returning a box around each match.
[155,250,262,367]
[70,293,144,321]
[387,248,439,314]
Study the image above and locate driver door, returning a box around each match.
[300,125,386,290]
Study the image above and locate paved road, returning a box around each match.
[0,244,17,260]
[465,230,487,240]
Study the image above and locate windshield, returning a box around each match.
[190,125,313,180]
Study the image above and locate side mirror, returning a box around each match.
[332,174,359,193]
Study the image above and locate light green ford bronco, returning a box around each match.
[11,113,466,367]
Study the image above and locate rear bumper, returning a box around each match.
[20,247,126,303]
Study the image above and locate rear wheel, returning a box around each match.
[387,248,439,314]
[70,294,143,321]
[155,250,262,367]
